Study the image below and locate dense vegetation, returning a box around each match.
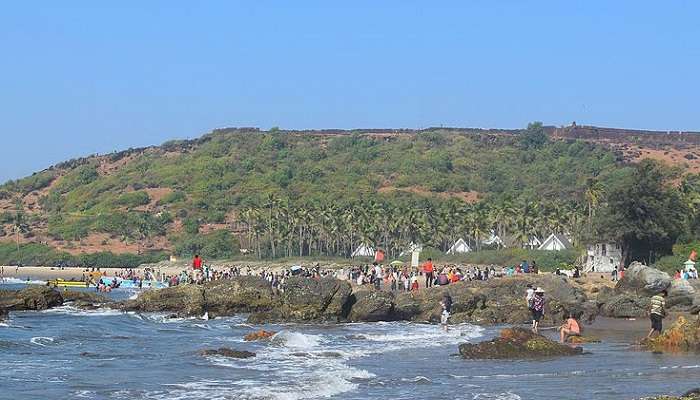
[1,123,699,269]
[0,242,165,268]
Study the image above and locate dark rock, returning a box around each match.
[61,291,111,309]
[348,288,396,322]
[198,347,256,359]
[203,277,276,317]
[120,284,205,317]
[459,327,583,359]
[0,307,7,321]
[599,293,650,318]
[0,286,63,311]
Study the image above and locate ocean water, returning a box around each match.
[1,285,699,400]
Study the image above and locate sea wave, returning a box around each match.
[0,278,47,285]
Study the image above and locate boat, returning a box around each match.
[47,279,90,288]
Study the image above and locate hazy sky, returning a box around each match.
[1,1,698,182]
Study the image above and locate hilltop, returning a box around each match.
[1,122,700,266]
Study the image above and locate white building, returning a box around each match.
[447,238,472,254]
[538,234,573,251]
[584,243,621,273]
[351,243,375,258]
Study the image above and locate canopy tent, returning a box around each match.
[446,238,472,254]
[538,234,573,251]
[351,243,375,258]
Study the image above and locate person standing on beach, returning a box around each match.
[525,283,535,325]
[440,293,452,332]
[531,288,545,334]
[423,258,434,288]
[647,290,667,338]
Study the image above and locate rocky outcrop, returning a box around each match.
[458,327,583,359]
[644,316,700,353]
[641,388,700,400]
[599,293,650,318]
[61,291,111,309]
[121,284,206,316]
[617,262,671,294]
[121,276,352,323]
[198,348,256,359]
[0,286,63,311]
[599,262,700,317]
[244,330,276,341]
[348,288,396,322]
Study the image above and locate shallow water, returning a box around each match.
[1,285,698,400]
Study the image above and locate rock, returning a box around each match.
[203,277,276,317]
[0,307,7,321]
[458,327,583,359]
[616,262,671,295]
[666,279,697,309]
[644,316,700,352]
[566,335,601,344]
[198,347,256,359]
[121,284,205,317]
[641,388,700,399]
[599,293,650,318]
[0,286,63,311]
[244,330,276,341]
[348,288,396,322]
[61,291,111,309]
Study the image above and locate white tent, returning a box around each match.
[538,234,573,251]
[447,238,472,254]
[351,243,375,258]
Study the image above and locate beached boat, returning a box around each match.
[47,279,90,288]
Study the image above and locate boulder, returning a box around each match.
[0,286,63,311]
[666,279,697,309]
[61,291,111,309]
[0,307,7,321]
[121,284,205,317]
[616,262,671,295]
[599,293,650,318]
[203,277,276,317]
[243,330,276,341]
[198,347,256,359]
[644,316,700,353]
[348,288,396,322]
[458,327,583,359]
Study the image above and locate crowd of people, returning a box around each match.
[345,258,542,291]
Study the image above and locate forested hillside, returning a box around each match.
[1,122,699,267]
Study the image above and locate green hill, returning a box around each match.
[1,122,698,267]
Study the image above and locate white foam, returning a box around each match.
[40,305,123,317]
[472,392,522,400]
[0,278,47,285]
[30,336,54,346]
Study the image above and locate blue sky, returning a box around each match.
[1,1,698,182]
